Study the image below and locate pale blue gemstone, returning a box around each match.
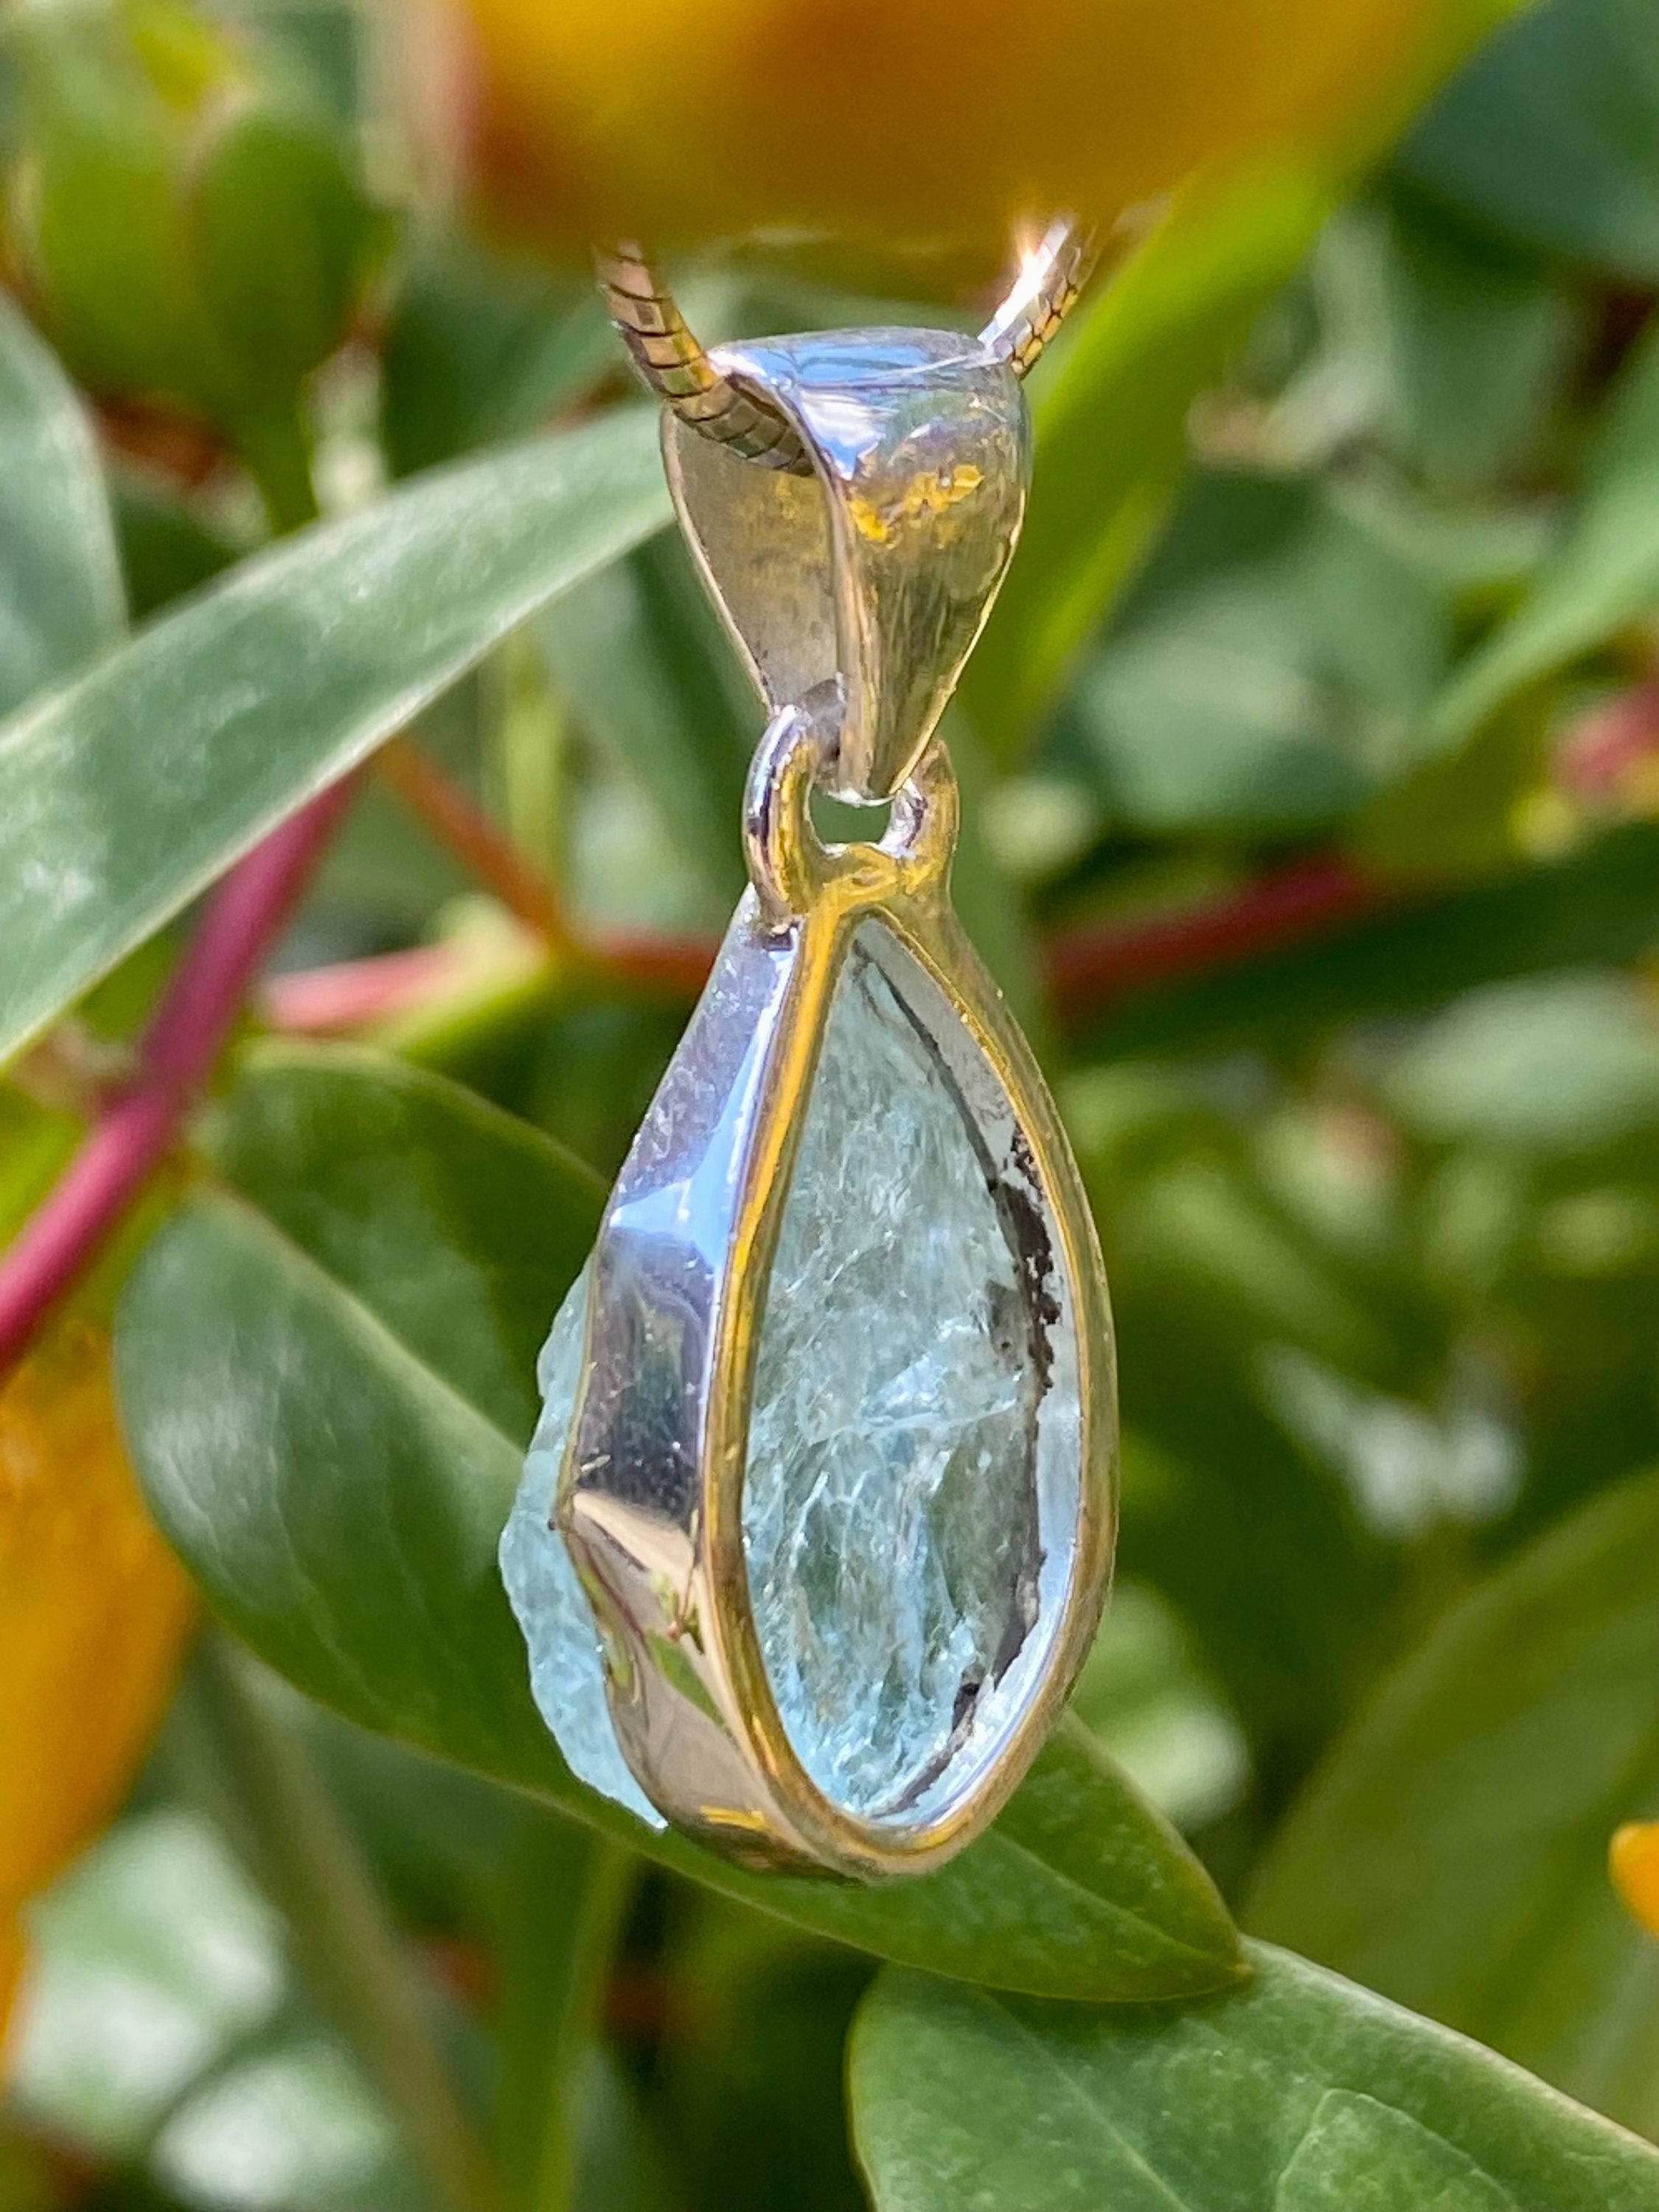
[501,917,1074,1829]
[743,925,1055,1817]
[499,1267,664,1829]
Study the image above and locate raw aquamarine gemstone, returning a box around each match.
[499,1268,664,1829]
[743,921,1064,1818]
[501,917,1079,1829]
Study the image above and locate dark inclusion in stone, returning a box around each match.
[742,920,1078,1820]
[501,918,1082,1830]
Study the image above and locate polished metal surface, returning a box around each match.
[553,298,1118,1881]
[594,215,1096,476]
[599,240,810,472]
[666,327,1029,803]
[557,719,1118,1877]
[976,216,1099,377]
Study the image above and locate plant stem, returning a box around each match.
[0,782,352,1377]
[260,840,1387,1046]
[493,1817,635,2212]
[0,397,337,1378]
[378,736,574,947]
[235,401,321,535]
[170,1630,502,2212]
[1045,853,1378,1020]
[375,735,723,999]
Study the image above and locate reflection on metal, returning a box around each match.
[595,216,1097,476]
[555,273,1116,1881]
[666,327,1029,803]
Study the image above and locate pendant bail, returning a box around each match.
[664,328,1032,803]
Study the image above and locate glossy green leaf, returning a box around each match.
[115,1043,1242,2003]
[198,1039,605,1444]
[1427,314,1659,751]
[13,1806,430,2210]
[963,165,1331,754]
[0,288,124,714]
[1249,1470,1659,2138]
[1400,0,1659,282]
[0,406,669,1068]
[851,1942,1659,2212]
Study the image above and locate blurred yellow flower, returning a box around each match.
[0,1915,21,2065]
[0,1326,195,2056]
[454,0,1476,257]
[1610,1822,1659,1941]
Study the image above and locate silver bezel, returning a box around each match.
[557,719,1118,1878]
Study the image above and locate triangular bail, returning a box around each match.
[663,328,1032,802]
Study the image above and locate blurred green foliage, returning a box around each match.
[2,0,1659,2207]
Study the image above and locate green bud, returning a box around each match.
[189,94,390,412]
[6,0,387,431]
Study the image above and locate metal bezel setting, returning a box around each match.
[557,714,1118,1877]
[536,272,1119,1881]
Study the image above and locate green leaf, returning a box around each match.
[380,241,616,480]
[538,532,755,911]
[116,1042,1242,2003]
[13,1806,431,2211]
[1248,1470,1659,2138]
[0,406,669,1068]
[199,1038,605,1443]
[170,1632,498,2212]
[1070,1583,1249,1833]
[1427,314,1659,751]
[964,165,1332,754]
[1313,193,1580,489]
[961,0,1588,757]
[850,1942,1659,2212]
[1399,0,1659,283]
[1077,821,1659,1062]
[13,1808,288,2163]
[1382,970,1659,1157]
[0,288,124,714]
[1071,470,1452,834]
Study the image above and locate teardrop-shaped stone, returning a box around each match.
[501,917,1082,1830]
[744,918,1074,1818]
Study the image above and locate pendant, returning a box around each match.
[502,308,1118,1879]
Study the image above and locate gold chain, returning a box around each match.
[596,218,1097,476]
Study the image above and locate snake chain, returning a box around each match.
[596,216,1097,476]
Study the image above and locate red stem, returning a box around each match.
[1046,854,1377,1020]
[1557,675,1659,798]
[262,847,1387,1043]
[375,738,726,998]
[0,785,353,1377]
[376,737,571,946]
